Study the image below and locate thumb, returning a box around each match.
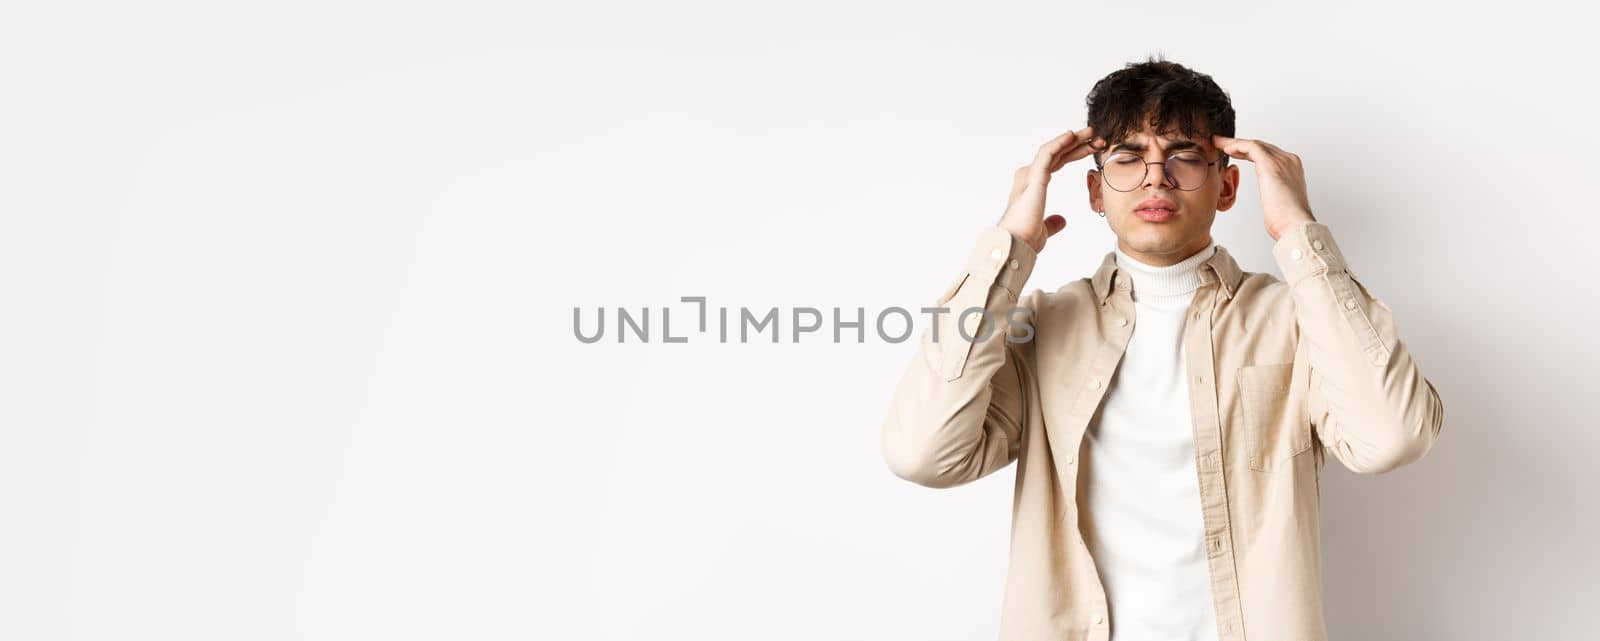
[1044,214,1067,237]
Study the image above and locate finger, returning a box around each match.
[1256,140,1301,165]
[1211,134,1268,162]
[1053,137,1102,171]
[1255,139,1287,154]
[1044,214,1067,237]
[1029,131,1081,176]
[1047,147,1076,173]
[1042,131,1102,175]
[1038,129,1085,156]
[1028,128,1096,182]
[1048,129,1103,172]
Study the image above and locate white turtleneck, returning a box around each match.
[1078,239,1221,641]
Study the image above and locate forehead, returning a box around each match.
[1109,132,1209,151]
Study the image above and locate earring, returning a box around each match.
[1096,208,1106,218]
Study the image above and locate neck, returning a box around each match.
[1114,240,1217,297]
[1115,234,1216,267]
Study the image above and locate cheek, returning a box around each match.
[1183,191,1217,211]
[1177,198,1215,223]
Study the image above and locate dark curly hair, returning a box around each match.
[1085,54,1235,170]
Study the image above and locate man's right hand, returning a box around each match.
[998,126,1103,254]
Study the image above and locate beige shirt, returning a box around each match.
[880,221,1445,641]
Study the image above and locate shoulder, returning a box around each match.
[1017,277,1099,319]
[1235,268,1289,300]
[1226,267,1299,324]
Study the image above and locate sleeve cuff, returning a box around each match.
[1272,220,1347,286]
[962,225,1038,300]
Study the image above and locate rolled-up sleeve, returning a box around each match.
[1273,221,1445,474]
[881,225,1040,488]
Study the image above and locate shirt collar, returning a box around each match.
[1092,243,1243,304]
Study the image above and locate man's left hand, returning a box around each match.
[1211,134,1318,241]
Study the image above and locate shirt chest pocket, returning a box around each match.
[1236,362,1312,472]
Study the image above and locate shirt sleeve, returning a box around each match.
[881,225,1041,488]
[1272,221,1446,474]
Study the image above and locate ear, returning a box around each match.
[1215,163,1240,212]
[1087,169,1103,212]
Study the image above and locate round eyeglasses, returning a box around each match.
[1094,150,1222,192]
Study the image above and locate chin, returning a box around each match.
[1122,227,1190,251]
[1127,222,1182,239]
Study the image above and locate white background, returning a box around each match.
[3,1,1596,639]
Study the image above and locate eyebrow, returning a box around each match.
[1108,139,1203,154]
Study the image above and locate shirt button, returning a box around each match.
[1090,378,1101,389]
[1118,318,1128,327]
[1290,248,1304,260]
[1312,239,1325,250]
[1010,258,1020,270]
[1066,455,1075,465]
[1345,299,1357,310]
[990,248,1005,262]
[1095,615,1105,624]
[1195,375,1204,384]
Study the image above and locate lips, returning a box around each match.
[1135,198,1178,213]
[1134,198,1178,223]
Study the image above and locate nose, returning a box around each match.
[1143,160,1177,189]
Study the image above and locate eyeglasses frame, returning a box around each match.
[1093,149,1228,192]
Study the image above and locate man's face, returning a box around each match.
[1087,123,1241,266]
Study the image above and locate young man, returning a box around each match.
[880,58,1445,641]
